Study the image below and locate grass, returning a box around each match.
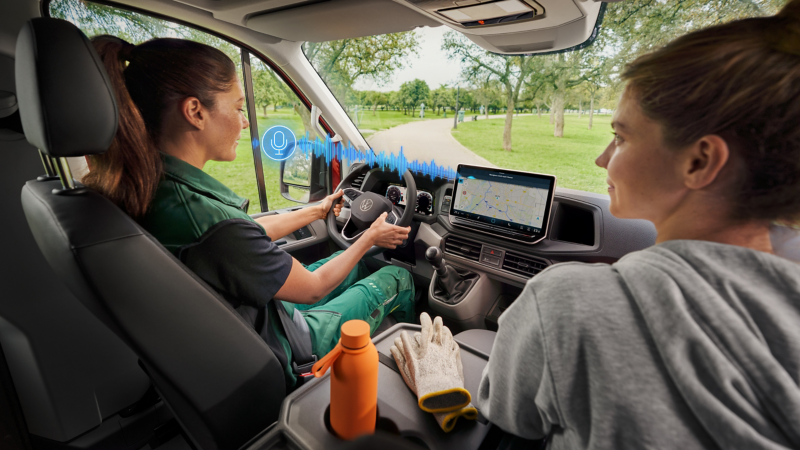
[451,114,614,195]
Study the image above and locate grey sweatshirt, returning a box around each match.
[477,240,800,449]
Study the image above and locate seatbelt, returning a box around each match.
[274,302,317,378]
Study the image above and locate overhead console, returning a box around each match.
[436,0,546,28]
[391,0,606,54]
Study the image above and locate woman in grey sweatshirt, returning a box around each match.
[476,2,800,449]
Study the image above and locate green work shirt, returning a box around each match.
[139,153,254,255]
[139,154,300,387]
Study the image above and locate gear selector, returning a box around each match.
[425,247,478,305]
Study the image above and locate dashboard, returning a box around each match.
[354,166,656,285]
[385,184,434,215]
[340,164,657,334]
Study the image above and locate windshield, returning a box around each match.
[304,0,783,194]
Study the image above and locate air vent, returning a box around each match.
[502,252,548,278]
[444,236,481,262]
[351,175,365,190]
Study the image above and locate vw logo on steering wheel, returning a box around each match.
[360,199,374,212]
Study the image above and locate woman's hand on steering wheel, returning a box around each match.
[317,190,344,220]
[365,212,411,249]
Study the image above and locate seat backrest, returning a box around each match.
[0,59,151,443]
[15,18,286,450]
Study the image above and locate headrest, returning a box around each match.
[0,91,17,118]
[15,18,118,157]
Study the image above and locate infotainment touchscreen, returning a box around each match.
[449,165,556,244]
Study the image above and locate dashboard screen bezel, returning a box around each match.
[448,164,557,245]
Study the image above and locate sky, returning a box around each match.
[353,26,465,92]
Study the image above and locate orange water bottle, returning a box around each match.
[312,320,378,440]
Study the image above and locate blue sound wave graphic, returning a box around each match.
[257,133,457,181]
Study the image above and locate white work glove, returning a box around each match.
[434,403,479,433]
[390,313,472,415]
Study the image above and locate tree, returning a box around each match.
[304,32,420,107]
[388,91,403,113]
[399,79,430,117]
[370,92,388,115]
[439,87,457,115]
[539,52,596,137]
[429,86,445,115]
[521,73,547,118]
[443,32,543,151]
[50,0,167,43]
[252,62,287,117]
[603,0,782,64]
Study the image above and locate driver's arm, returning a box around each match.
[254,191,344,241]
[274,212,409,304]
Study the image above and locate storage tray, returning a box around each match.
[246,323,493,450]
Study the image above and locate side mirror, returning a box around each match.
[279,149,327,204]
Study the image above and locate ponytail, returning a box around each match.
[85,36,162,218]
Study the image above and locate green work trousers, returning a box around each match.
[283,251,415,359]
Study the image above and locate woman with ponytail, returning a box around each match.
[88,35,416,389]
[478,1,800,448]
[84,37,160,218]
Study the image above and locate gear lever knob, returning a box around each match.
[425,247,447,276]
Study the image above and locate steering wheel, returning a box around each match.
[327,163,417,258]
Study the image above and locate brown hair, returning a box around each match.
[621,0,800,224]
[85,36,237,218]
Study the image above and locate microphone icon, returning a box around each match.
[271,131,288,156]
[260,125,297,162]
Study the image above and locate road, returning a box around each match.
[365,113,534,171]
[366,117,496,171]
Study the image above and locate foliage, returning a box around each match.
[442,31,542,150]
[399,79,431,117]
[304,33,420,105]
[252,60,289,117]
[50,0,242,67]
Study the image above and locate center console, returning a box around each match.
[244,324,495,450]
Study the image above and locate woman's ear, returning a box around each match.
[179,97,206,131]
[682,135,730,190]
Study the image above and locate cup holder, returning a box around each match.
[324,405,400,439]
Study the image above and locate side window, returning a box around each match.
[50,0,323,212]
[249,59,319,209]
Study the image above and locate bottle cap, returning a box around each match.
[341,320,371,349]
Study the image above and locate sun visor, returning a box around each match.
[245,0,440,42]
[391,0,606,54]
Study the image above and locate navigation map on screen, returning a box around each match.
[451,166,554,235]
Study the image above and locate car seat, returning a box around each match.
[0,51,172,450]
[15,17,285,450]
